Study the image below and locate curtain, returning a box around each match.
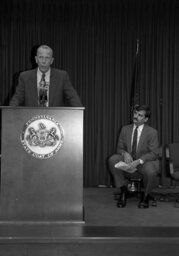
[0,0,179,186]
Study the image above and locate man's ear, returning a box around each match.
[35,56,38,63]
[50,57,54,65]
[144,117,149,123]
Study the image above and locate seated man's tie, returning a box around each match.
[131,126,138,160]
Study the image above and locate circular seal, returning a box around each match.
[20,115,64,159]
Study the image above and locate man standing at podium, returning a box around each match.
[9,45,82,107]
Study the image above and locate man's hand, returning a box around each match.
[128,159,140,169]
[123,152,133,164]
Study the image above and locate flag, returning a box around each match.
[130,39,140,112]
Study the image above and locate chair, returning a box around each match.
[127,146,163,207]
[128,177,142,197]
[165,143,179,206]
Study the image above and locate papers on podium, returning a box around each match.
[114,161,137,173]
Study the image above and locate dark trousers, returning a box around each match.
[108,154,160,195]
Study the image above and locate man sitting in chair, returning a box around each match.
[108,104,160,208]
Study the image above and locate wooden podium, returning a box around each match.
[0,107,84,223]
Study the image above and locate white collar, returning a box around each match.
[133,123,144,131]
[37,68,51,77]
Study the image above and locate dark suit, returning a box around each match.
[9,68,82,107]
[108,124,160,195]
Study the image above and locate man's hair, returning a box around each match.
[36,45,53,57]
[133,104,151,119]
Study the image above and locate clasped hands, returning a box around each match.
[122,152,140,170]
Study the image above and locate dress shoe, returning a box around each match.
[117,186,127,208]
[149,195,157,207]
[138,193,149,208]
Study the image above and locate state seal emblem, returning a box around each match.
[20,115,64,159]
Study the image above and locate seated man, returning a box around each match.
[108,104,160,208]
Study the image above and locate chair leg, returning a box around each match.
[128,179,142,198]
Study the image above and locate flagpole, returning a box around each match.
[130,39,140,113]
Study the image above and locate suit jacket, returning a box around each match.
[9,68,82,107]
[116,123,159,163]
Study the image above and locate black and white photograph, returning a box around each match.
[0,0,179,255]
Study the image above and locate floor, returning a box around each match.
[0,187,179,256]
[84,187,179,226]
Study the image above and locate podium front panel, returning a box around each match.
[0,107,84,222]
